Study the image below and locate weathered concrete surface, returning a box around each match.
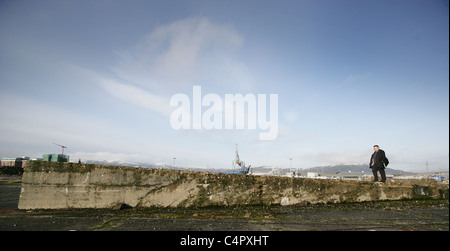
[18,161,449,210]
[3,200,448,231]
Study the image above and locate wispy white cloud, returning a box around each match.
[0,92,178,164]
[111,17,253,92]
[341,72,371,86]
[283,110,299,122]
[91,17,263,145]
[71,151,141,163]
[97,76,173,117]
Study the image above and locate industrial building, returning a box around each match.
[1,156,30,168]
[0,156,31,175]
[42,154,69,163]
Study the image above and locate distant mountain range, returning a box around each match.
[81,160,415,175]
[82,159,236,173]
[83,159,163,169]
[251,164,416,176]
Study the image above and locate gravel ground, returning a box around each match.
[1,176,448,231]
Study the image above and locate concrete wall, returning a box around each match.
[18,161,449,210]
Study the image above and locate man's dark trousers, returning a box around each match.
[372,166,386,182]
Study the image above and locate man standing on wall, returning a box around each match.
[370,145,388,183]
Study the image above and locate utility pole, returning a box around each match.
[173,157,176,169]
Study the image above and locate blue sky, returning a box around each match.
[0,0,448,172]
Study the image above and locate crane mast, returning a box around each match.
[53,143,67,155]
[233,143,250,175]
[235,143,242,166]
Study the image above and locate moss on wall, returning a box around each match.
[19,161,449,209]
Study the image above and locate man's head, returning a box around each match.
[373,145,379,152]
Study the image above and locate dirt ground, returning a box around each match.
[1,175,448,231]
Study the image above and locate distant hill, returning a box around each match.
[80,160,415,176]
[304,164,416,175]
[251,164,415,176]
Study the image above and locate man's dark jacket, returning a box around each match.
[370,149,386,169]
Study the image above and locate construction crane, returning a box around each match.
[232,143,251,175]
[53,143,67,155]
